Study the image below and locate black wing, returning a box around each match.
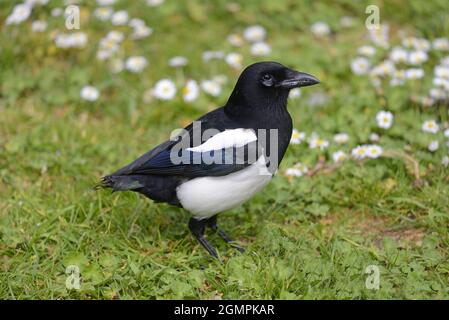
[121,142,259,178]
[108,108,261,178]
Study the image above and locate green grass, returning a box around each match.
[1,0,449,299]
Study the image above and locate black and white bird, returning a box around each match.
[99,61,319,258]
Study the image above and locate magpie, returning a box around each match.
[99,61,319,258]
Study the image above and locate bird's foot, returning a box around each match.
[207,216,245,253]
[188,217,219,259]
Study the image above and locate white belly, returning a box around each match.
[176,156,273,219]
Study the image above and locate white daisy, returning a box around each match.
[309,136,329,150]
[389,47,408,63]
[333,133,349,144]
[441,56,449,67]
[290,129,305,144]
[370,60,395,77]
[307,91,329,106]
[153,79,176,100]
[129,18,145,28]
[99,37,119,52]
[413,38,431,51]
[310,22,330,37]
[402,37,416,48]
[351,57,371,75]
[332,150,347,163]
[376,110,393,129]
[366,145,383,158]
[294,163,309,175]
[368,23,389,48]
[340,16,354,28]
[6,3,32,25]
[73,32,88,48]
[433,77,446,87]
[352,145,367,159]
[51,7,62,17]
[97,0,116,5]
[80,86,100,102]
[433,38,449,51]
[111,10,129,26]
[94,7,113,21]
[285,163,309,177]
[26,0,49,5]
[169,56,188,67]
[250,42,271,57]
[146,0,165,7]
[428,140,439,152]
[429,88,447,100]
[201,80,221,97]
[106,30,125,43]
[243,25,266,42]
[211,75,228,85]
[442,156,449,167]
[435,66,449,79]
[440,79,449,91]
[31,20,47,32]
[394,69,407,81]
[227,34,244,47]
[55,32,88,49]
[357,46,376,57]
[202,50,225,62]
[390,70,407,87]
[96,50,114,60]
[285,168,304,177]
[182,80,200,102]
[405,68,424,80]
[125,56,148,73]
[289,88,301,99]
[370,133,380,142]
[408,50,428,65]
[131,25,153,40]
[422,120,439,134]
[225,53,243,69]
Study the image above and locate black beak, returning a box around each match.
[277,69,320,89]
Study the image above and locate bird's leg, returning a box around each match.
[207,215,245,253]
[188,217,219,259]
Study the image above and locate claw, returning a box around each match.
[207,216,245,253]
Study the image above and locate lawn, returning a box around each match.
[1,0,449,299]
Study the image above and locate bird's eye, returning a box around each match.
[261,74,274,87]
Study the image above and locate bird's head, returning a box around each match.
[225,61,320,118]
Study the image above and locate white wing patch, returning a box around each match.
[186,128,257,152]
